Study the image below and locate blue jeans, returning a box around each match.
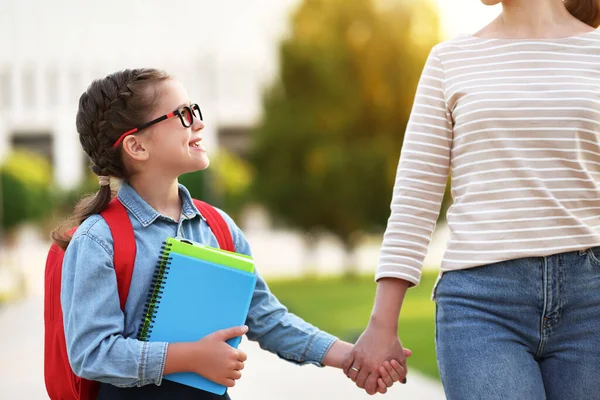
[434,247,600,400]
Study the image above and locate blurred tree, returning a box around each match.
[208,150,254,220]
[251,0,442,275]
[179,170,208,203]
[1,150,54,239]
[51,170,98,221]
[180,150,253,220]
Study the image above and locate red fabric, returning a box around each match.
[193,199,235,252]
[43,199,135,400]
[43,197,233,399]
[101,199,137,310]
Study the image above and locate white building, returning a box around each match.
[0,0,299,189]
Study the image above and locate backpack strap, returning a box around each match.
[100,198,136,310]
[193,199,235,252]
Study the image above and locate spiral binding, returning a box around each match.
[137,241,173,341]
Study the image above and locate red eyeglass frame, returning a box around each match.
[112,103,202,148]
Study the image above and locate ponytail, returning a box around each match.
[51,183,114,249]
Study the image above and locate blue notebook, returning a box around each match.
[139,250,257,394]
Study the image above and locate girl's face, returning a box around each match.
[138,79,210,177]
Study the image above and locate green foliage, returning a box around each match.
[268,270,440,379]
[179,170,207,202]
[52,170,98,219]
[209,150,254,219]
[251,0,441,252]
[179,150,253,220]
[439,175,452,223]
[0,150,54,233]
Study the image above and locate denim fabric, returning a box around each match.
[61,182,337,388]
[434,247,600,400]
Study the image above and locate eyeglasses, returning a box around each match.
[112,103,203,148]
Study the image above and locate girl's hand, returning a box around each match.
[322,340,354,368]
[340,346,411,394]
[376,358,410,394]
[342,324,408,395]
[190,325,249,387]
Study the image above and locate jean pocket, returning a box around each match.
[587,247,600,266]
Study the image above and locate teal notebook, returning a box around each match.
[138,239,257,395]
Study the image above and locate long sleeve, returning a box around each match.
[218,210,338,365]
[375,46,452,286]
[61,226,168,387]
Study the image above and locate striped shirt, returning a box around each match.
[376,30,600,286]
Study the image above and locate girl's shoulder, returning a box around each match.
[211,206,237,230]
[70,213,113,249]
[208,206,246,254]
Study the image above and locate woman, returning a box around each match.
[342,1,600,399]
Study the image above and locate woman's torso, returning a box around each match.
[438,30,600,271]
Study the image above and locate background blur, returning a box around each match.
[0,0,499,398]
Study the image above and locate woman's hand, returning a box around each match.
[342,277,411,395]
[325,339,412,394]
[342,323,408,395]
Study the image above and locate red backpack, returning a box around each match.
[43,197,235,400]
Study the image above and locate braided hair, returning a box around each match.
[52,68,170,249]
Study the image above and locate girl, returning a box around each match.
[54,69,405,399]
[344,1,600,399]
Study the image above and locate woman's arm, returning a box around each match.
[344,44,453,395]
[342,279,410,391]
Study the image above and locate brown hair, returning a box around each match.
[565,0,600,28]
[52,68,170,249]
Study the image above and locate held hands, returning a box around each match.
[191,325,248,388]
[343,348,412,395]
[325,339,411,394]
[366,355,411,394]
[342,323,409,395]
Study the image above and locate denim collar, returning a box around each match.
[117,181,203,227]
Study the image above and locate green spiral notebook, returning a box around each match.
[138,237,256,395]
[165,237,254,273]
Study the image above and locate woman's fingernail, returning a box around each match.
[402,378,407,384]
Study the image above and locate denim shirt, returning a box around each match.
[61,182,337,387]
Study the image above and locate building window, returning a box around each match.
[70,71,82,106]
[0,70,10,109]
[22,68,36,106]
[46,68,59,109]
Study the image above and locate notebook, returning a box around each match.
[138,238,257,395]
[165,237,254,273]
